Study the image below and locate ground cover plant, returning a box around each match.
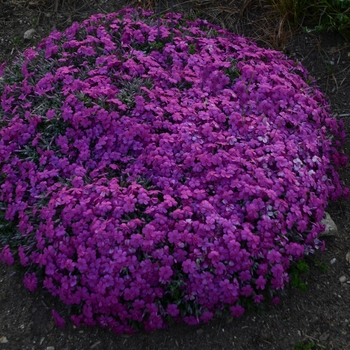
[266,0,350,41]
[0,6,348,335]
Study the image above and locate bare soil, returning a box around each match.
[0,1,350,349]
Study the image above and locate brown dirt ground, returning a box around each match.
[0,1,350,349]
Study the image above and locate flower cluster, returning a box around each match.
[0,7,347,333]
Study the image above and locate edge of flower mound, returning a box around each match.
[0,7,347,333]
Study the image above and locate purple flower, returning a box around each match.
[267,250,282,264]
[0,7,347,334]
[286,243,304,258]
[255,275,266,290]
[200,311,214,323]
[230,305,245,317]
[239,270,252,282]
[272,297,281,305]
[52,310,66,328]
[183,316,200,326]
[23,273,38,292]
[253,294,264,303]
[241,285,253,297]
[159,265,173,284]
[18,246,29,266]
[166,304,180,317]
[0,245,14,265]
[182,259,197,274]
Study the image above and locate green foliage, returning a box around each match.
[313,259,329,272]
[307,0,350,39]
[293,341,316,350]
[289,257,328,292]
[149,41,164,51]
[31,17,38,26]
[225,67,240,81]
[0,204,20,248]
[1,62,24,85]
[267,0,350,40]
[12,36,23,46]
[293,340,326,349]
[116,77,153,108]
[289,259,309,292]
[188,43,196,54]
[267,0,311,27]
[296,259,310,273]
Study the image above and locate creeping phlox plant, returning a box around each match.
[0,7,347,333]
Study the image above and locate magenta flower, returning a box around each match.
[23,273,38,292]
[52,310,66,329]
[230,305,245,317]
[272,297,281,305]
[0,245,14,265]
[159,265,173,284]
[182,259,197,274]
[0,7,347,334]
[255,275,267,290]
[267,250,282,264]
[253,294,264,304]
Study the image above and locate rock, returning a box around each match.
[27,1,41,8]
[330,258,337,265]
[0,336,8,344]
[319,330,330,342]
[339,275,347,283]
[346,252,350,264]
[23,29,36,40]
[319,212,338,237]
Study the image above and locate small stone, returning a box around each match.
[0,336,8,344]
[319,212,338,237]
[346,252,350,264]
[46,347,55,350]
[319,330,330,342]
[24,29,36,40]
[339,275,347,283]
[330,258,337,264]
[90,341,101,349]
[27,2,40,8]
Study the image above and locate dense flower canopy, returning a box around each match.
[0,7,347,333]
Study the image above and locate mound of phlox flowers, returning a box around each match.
[0,7,347,333]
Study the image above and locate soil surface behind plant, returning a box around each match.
[0,1,350,349]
